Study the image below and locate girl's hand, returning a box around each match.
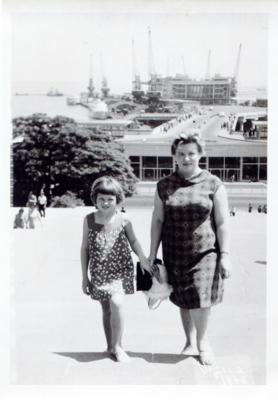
[82,278,91,295]
[140,256,151,273]
[219,254,232,279]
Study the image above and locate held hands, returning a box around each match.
[219,253,232,279]
[147,255,161,282]
[82,277,91,295]
[140,256,152,274]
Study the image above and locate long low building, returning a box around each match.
[119,108,267,183]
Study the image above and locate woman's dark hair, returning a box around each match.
[171,132,205,155]
[90,176,125,205]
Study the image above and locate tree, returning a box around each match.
[12,114,138,206]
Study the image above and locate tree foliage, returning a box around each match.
[12,113,138,206]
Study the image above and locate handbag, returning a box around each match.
[136,261,153,291]
[136,259,173,309]
[146,262,173,310]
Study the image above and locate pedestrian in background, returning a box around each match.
[230,206,236,216]
[80,176,150,363]
[26,202,42,229]
[26,191,37,208]
[248,203,252,213]
[13,208,25,229]
[38,189,47,217]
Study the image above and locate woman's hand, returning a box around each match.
[219,254,232,279]
[147,255,161,281]
[82,277,91,295]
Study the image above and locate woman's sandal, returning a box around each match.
[199,349,214,365]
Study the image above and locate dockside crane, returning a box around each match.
[166,56,170,77]
[131,39,144,103]
[233,43,242,82]
[231,43,242,97]
[205,49,211,80]
[146,27,161,102]
[87,53,95,99]
[182,56,186,76]
[99,52,110,98]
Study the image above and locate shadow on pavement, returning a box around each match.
[53,351,192,364]
[254,260,266,265]
[53,352,108,362]
[129,351,191,364]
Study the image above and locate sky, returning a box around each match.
[10,11,268,95]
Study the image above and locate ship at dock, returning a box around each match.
[46,88,64,97]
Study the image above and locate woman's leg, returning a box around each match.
[179,308,198,355]
[109,294,130,362]
[100,300,112,352]
[189,307,214,365]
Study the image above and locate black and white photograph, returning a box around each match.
[1,0,278,396]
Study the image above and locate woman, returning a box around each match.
[148,133,232,365]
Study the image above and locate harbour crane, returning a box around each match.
[147,27,161,101]
[87,53,95,99]
[148,26,156,80]
[99,52,110,98]
[233,43,242,81]
[181,56,186,76]
[205,49,211,80]
[131,39,144,103]
[231,43,242,97]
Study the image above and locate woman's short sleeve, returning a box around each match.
[212,175,223,194]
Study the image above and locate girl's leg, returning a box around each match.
[109,294,130,362]
[189,307,214,365]
[100,300,112,352]
[179,308,198,355]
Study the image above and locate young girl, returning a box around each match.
[80,176,150,363]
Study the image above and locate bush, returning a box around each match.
[50,191,85,208]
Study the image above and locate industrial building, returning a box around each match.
[147,74,236,105]
[131,28,241,106]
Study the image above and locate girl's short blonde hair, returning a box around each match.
[90,176,125,205]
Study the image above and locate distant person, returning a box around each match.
[13,208,25,229]
[257,205,262,213]
[26,191,37,207]
[248,203,252,213]
[80,176,150,363]
[26,202,42,229]
[38,189,47,217]
[230,206,236,216]
[262,204,267,214]
[230,174,235,182]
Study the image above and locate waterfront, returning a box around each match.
[12,95,91,121]
[11,85,267,121]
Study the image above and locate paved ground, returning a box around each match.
[10,203,266,385]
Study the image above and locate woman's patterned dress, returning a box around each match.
[86,212,134,301]
[157,170,224,309]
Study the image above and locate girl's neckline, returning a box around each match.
[93,210,120,226]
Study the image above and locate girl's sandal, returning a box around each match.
[199,349,214,365]
[111,348,131,363]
